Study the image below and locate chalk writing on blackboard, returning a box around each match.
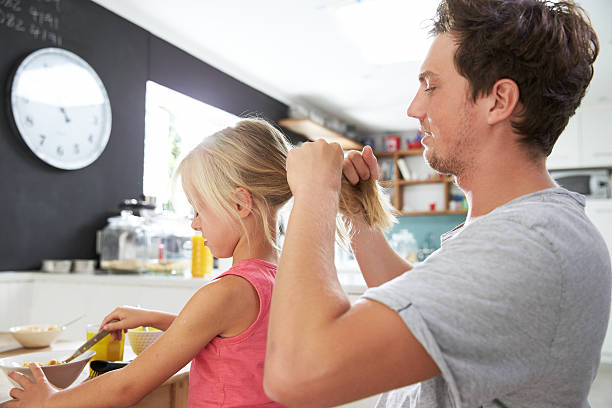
[0,0,62,46]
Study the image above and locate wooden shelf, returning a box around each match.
[374,149,424,157]
[279,118,363,150]
[397,177,451,185]
[374,149,465,217]
[381,178,452,186]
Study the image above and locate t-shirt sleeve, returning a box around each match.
[363,217,563,407]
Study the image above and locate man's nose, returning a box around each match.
[407,90,424,120]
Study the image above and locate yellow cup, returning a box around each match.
[86,324,125,374]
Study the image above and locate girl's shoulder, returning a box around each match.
[218,258,278,281]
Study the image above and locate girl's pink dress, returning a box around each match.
[188,258,285,407]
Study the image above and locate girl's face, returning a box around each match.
[190,199,241,259]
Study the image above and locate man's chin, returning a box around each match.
[424,152,455,176]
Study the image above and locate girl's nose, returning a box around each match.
[191,217,200,231]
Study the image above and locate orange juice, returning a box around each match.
[192,236,213,277]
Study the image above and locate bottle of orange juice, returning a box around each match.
[192,235,213,278]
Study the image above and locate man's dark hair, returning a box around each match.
[432,0,598,157]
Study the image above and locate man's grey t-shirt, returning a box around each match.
[363,188,611,408]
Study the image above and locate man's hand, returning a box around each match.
[6,364,57,408]
[286,140,344,200]
[342,145,378,185]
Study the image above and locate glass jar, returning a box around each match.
[99,211,147,274]
[142,212,192,276]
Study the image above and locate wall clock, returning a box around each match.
[7,47,112,170]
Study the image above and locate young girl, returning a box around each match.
[7,118,393,408]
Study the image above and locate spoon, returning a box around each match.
[61,314,86,328]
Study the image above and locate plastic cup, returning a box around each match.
[86,324,125,375]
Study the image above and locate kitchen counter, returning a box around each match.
[1,269,368,341]
[0,338,189,407]
[0,269,372,408]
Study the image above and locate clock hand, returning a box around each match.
[59,107,71,123]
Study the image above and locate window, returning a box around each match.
[143,81,239,216]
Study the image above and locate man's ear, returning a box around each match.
[234,187,253,219]
[487,78,520,126]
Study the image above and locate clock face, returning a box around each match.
[8,47,112,170]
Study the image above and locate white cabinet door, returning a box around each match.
[585,199,612,362]
[547,114,581,170]
[0,279,33,329]
[28,279,201,341]
[581,105,612,168]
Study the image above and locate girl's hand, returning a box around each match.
[100,306,153,341]
[342,145,378,185]
[286,139,344,200]
[6,364,57,408]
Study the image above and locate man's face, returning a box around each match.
[407,33,487,176]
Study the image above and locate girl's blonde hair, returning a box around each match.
[175,118,395,250]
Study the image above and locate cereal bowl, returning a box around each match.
[127,328,162,355]
[9,324,65,348]
[9,324,66,348]
[0,349,95,389]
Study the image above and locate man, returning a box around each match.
[264,0,611,407]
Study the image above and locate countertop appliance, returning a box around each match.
[550,169,610,199]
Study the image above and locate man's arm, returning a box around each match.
[343,146,412,286]
[349,215,412,287]
[264,141,439,407]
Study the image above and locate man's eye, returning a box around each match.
[424,87,436,93]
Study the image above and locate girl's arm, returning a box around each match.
[7,275,259,408]
[99,306,177,340]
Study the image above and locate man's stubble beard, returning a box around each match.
[423,104,475,178]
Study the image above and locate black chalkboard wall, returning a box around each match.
[0,0,295,270]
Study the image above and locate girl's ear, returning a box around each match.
[234,187,253,219]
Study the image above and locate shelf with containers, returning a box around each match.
[374,149,467,216]
[278,117,363,150]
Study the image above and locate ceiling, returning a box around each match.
[91,0,612,134]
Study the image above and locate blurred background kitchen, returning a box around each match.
[0,1,611,407]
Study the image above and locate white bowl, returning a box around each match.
[127,329,162,355]
[0,349,95,389]
[9,324,65,348]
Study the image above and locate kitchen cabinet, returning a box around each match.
[131,372,189,408]
[581,106,612,167]
[0,273,208,342]
[546,114,581,169]
[375,149,467,216]
[547,105,612,170]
